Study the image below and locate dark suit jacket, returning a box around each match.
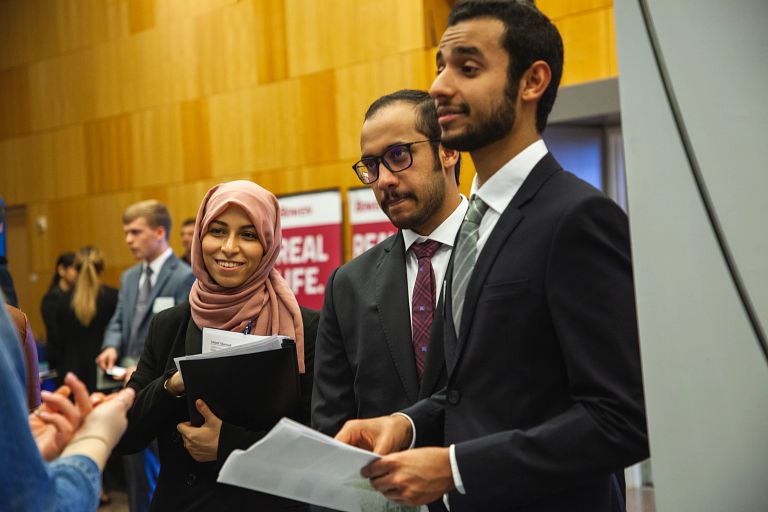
[103,253,195,360]
[404,153,649,511]
[311,231,446,438]
[118,302,318,512]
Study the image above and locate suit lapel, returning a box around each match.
[451,153,561,374]
[374,232,420,403]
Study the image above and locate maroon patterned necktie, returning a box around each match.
[410,240,442,380]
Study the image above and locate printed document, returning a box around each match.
[173,329,290,374]
[218,418,419,512]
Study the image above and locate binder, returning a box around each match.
[178,339,300,428]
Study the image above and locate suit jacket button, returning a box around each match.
[447,389,461,405]
[186,473,196,486]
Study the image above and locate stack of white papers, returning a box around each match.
[218,418,419,512]
[174,328,291,375]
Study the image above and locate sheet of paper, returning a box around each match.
[218,418,420,512]
[202,327,287,353]
[174,331,290,374]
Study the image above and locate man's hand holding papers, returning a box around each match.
[335,415,455,507]
[217,418,420,512]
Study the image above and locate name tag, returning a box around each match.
[152,296,175,313]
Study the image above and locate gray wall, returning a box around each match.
[614,1,768,511]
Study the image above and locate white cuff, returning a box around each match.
[390,412,416,449]
[449,444,465,494]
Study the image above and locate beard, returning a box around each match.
[441,86,517,152]
[380,170,446,232]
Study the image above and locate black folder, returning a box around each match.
[178,339,300,428]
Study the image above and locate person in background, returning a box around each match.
[0,296,135,512]
[118,180,318,511]
[55,247,118,392]
[95,199,195,512]
[180,217,196,265]
[41,251,77,383]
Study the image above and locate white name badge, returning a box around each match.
[152,296,175,313]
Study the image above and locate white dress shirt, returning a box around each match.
[138,247,173,289]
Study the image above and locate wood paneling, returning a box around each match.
[285,0,425,77]
[0,67,31,139]
[556,7,618,86]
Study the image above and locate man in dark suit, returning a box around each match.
[335,2,649,511]
[312,89,466,439]
[96,199,195,512]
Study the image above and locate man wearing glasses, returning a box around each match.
[312,91,467,505]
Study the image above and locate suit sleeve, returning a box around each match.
[310,268,358,436]
[117,313,186,454]
[102,273,127,351]
[174,269,195,304]
[453,196,648,504]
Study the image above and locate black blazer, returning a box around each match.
[404,154,649,511]
[311,231,446,438]
[118,302,318,512]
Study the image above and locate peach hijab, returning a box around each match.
[188,180,304,373]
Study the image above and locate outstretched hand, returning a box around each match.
[30,373,92,460]
[177,399,222,462]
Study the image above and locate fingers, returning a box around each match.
[40,389,79,425]
[37,411,74,438]
[195,400,219,424]
[64,372,92,416]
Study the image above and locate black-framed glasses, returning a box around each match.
[352,139,438,184]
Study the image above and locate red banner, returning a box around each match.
[275,191,342,310]
[348,188,397,259]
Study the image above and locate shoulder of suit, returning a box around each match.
[151,300,191,328]
[336,231,401,275]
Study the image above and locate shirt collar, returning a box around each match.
[402,195,469,252]
[145,247,173,276]
[470,139,548,214]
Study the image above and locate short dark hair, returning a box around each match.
[364,89,461,184]
[182,217,196,227]
[448,0,563,132]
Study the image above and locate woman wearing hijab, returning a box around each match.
[118,181,317,511]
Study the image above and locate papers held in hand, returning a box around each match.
[174,329,300,428]
[218,418,419,512]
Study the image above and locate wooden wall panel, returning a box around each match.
[334,49,435,161]
[180,99,213,183]
[0,66,31,139]
[285,0,425,77]
[555,7,617,86]
[539,0,612,20]
[130,104,184,188]
[207,79,303,176]
[84,114,134,193]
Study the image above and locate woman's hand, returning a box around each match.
[177,400,222,462]
[165,370,185,397]
[30,373,92,461]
